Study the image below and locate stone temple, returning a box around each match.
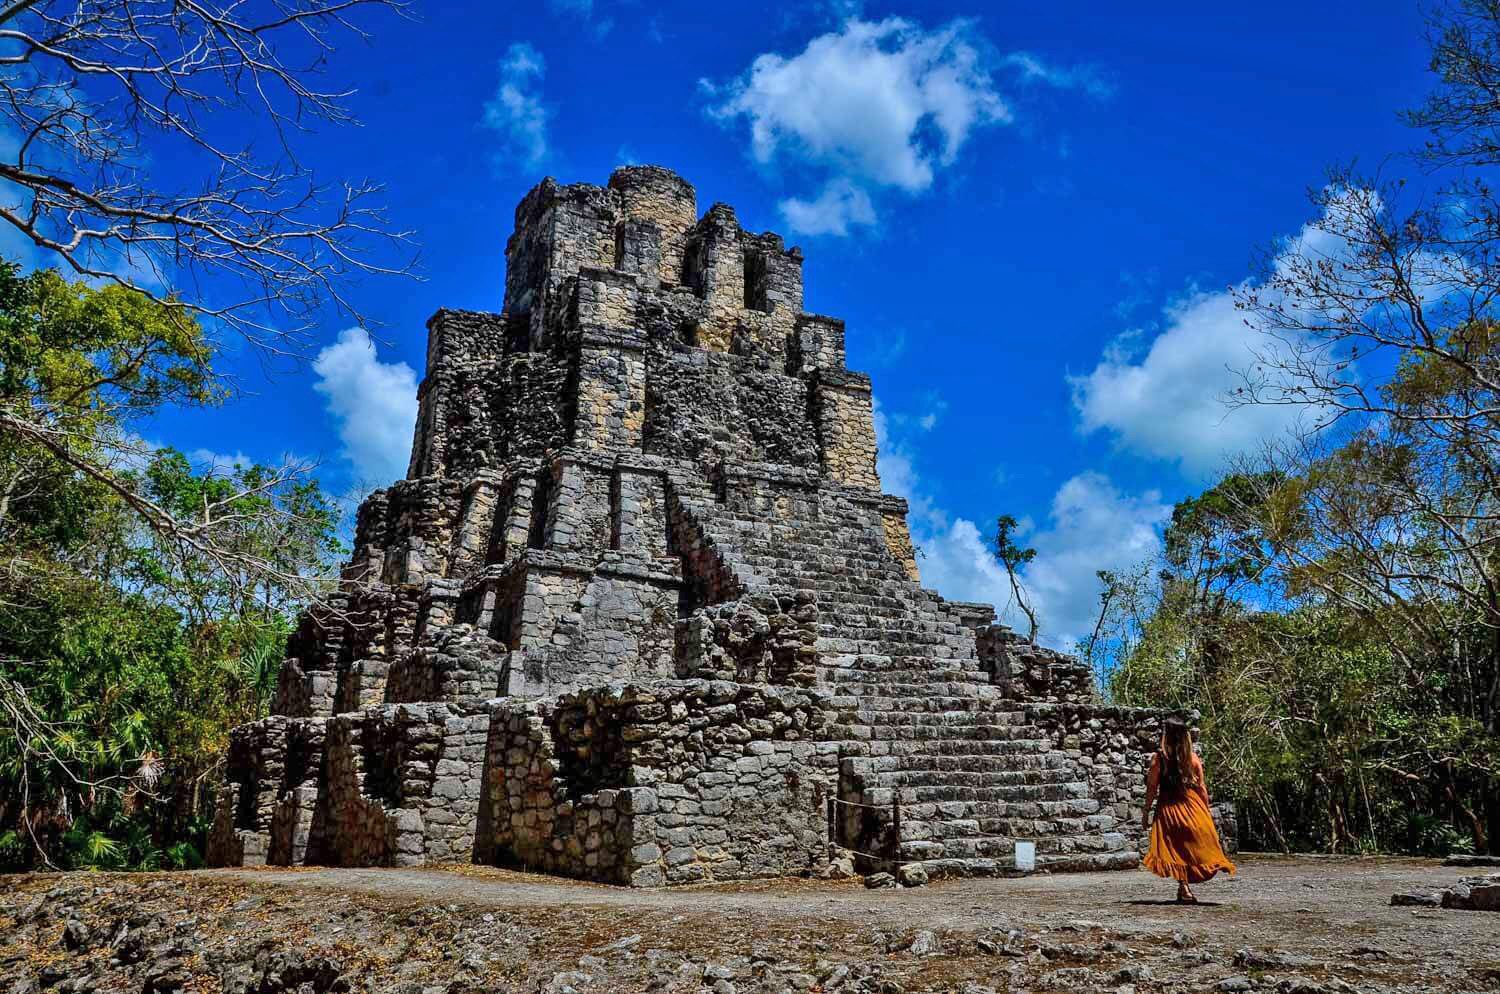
[208,166,1225,885]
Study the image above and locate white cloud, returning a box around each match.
[312,328,418,486]
[707,17,1009,234]
[778,179,876,236]
[1069,200,1362,476]
[876,401,1168,651]
[1011,472,1169,647]
[1000,52,1115,100]
[1069,288,1312,476]
[482,43,550,168]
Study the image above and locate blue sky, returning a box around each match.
[7,1,1437,648]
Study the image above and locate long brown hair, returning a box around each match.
[1158,717,1198,794]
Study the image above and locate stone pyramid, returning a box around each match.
[208,166,1224,884]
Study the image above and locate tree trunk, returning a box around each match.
[1444,762,1488,854]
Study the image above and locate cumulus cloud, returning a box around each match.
[875,402,1168,651]
[1069,198,1365,476]
[482,43,550,168]
[1010,473,1169,646]
[1069,289,1312,476]
[778,179,876,236]
[706,17,1009,234]
[312,328,418,486]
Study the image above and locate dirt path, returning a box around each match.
[206,856,1484,948]
[7,856,1497,993]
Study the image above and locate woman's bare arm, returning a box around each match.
[1193,757,1211,807]
[1141,753,1160,829]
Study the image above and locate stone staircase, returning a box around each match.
[668,473,1129,875]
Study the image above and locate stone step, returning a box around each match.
[828,676,992,693]
[879,789,1103,815]
[815,634,974,652]
[870,733,1051,751]
[848,751,1074,775]
[864,753,1070,777]
[826,694,997,712]
[829,735,1057,758]
[893,834,1133,863]
[834,710,1032,728]
[826,710,1004,730]
[823,661,986,679]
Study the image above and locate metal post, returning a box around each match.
[891,796,902,866]
[826,795,836,859]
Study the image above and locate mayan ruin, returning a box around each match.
[204,166,1229,886]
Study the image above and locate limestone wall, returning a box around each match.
[498,550,681,697]
[978,625,1098,704]
[481,681,836,885]
[608,165,697,286]
[438,354,570,480]
[207,716,325,868]
[789,313,846,374]
[380,477,463,585]
[385,624,508,703]
[642,350,819,470]
[675,594,819,686]
[318,703,491,866]
[477,698,647,882]
[811,372,880,490]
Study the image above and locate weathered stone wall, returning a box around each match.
[675,594,819,686]
[978,626,1098,704]
[385,624,508,704]
[318,703,490,866]
[380,477,462,585]
[481,681,835,885]
[344,489,389,583]
[867,493,920,583]
[642,350,819,470]
[268,720,328,866]
[811,372,880,490]
[789,313,846,374]
[1021,704,1165,870]
[573,334,647,453]
[436,353,570,480]
[274,599,350,719]
[499,551,681,697]
[608,165,698,286]
[207,717,326,868]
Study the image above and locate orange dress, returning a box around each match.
[1143,754,1236,884]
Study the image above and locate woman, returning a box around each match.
[1140,717,1236,903]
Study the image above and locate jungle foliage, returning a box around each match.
[1090,2,1500,855]
[0,263,341,870]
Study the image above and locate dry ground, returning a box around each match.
[3,855,1496,993]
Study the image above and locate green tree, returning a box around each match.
[0,264,341,869]
[993,514,1039,643]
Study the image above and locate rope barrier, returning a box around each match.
[827,795,889,810]
[831,843,916,864]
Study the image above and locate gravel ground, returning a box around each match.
[3,855,1496,993]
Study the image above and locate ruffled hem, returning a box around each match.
[1142,852,1237,884]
